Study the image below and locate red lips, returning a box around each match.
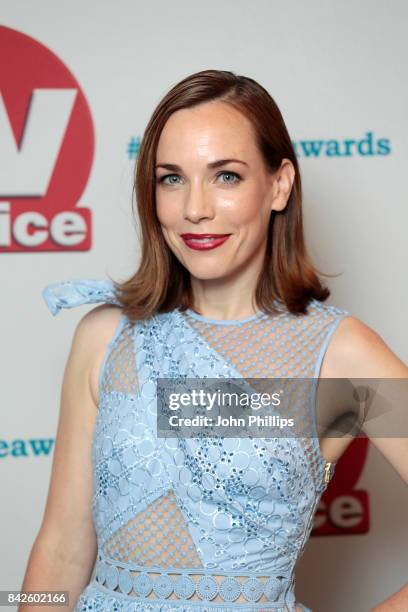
[180,233,231,251]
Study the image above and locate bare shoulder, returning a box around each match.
[73,304,125,405]
[321,315,408,378]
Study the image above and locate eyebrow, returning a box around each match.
[155,158,249,171]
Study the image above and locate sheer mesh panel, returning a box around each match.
[183,309,322,379]
[100,319,141,395]
[104,489,202,567]
[99,317,203,571]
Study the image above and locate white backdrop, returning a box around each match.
[1,2,407,611]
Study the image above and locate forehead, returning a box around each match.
[156,101,258,160]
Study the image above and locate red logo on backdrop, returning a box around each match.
[0,26,94,252]
[312,437,370,536]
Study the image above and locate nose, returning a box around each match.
[183,180,215,223]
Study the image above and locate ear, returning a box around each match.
[270,159,296,213]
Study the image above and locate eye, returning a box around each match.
[156,171,242,186]
[157,173,182,185]
[217,171,241,184]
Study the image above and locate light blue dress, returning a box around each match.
[42,278,350,612]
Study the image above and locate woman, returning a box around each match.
[21,70,408,611]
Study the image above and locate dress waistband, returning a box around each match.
[94,554,296,608]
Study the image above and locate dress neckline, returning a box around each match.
[183,307,266,325]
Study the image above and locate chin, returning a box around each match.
[185,265,228,281]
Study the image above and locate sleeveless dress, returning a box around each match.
[42,278,350,612]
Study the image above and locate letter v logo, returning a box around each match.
[0,89,77,196]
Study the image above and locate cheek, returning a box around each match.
[222,183,268,222]
[155,194,176,228]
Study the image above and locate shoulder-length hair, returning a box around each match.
[111,69,332,322]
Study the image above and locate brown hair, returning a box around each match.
[111,69,332,322]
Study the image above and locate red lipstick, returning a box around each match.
[180,233,231,251]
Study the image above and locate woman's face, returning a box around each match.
[155,101,293,283]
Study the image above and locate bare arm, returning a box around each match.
[371,582,408,612]
[331,316,408,483]
[329,316,408,611]
[19,304,123,611]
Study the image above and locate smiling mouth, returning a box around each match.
[180,233,231,250]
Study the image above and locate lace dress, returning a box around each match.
[42,278,350,612]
